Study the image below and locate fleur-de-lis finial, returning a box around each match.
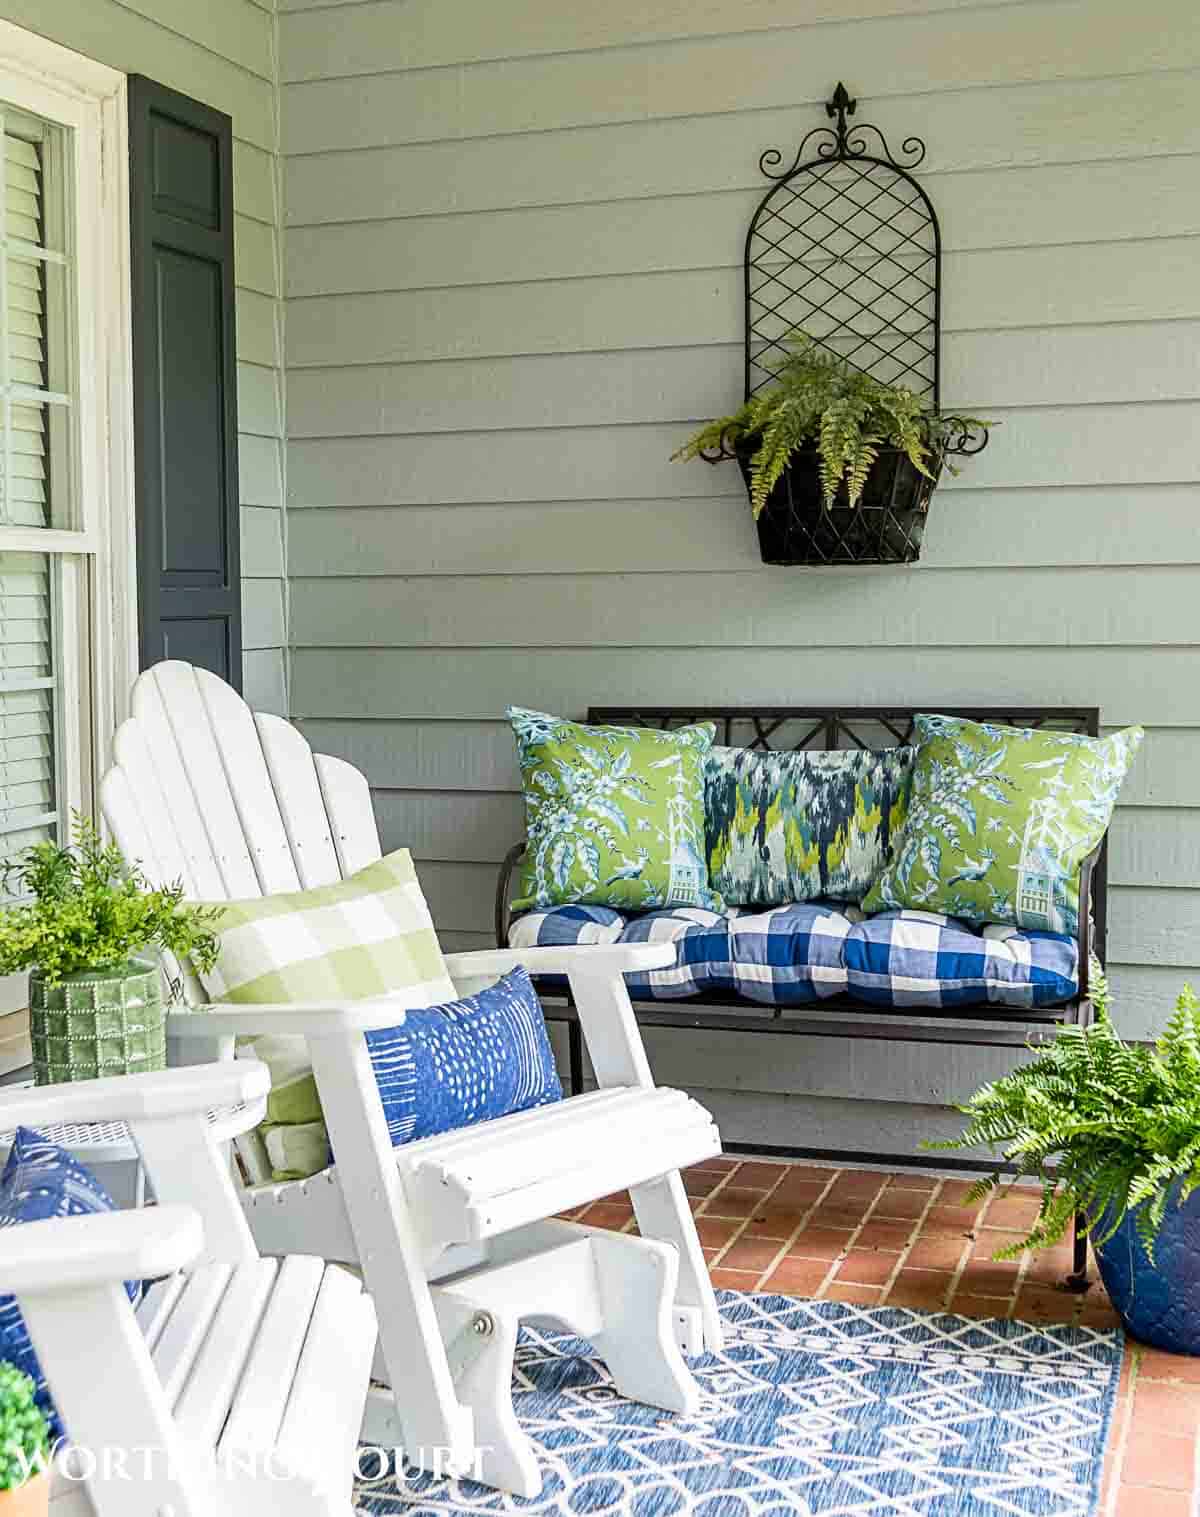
[825,82,856,150]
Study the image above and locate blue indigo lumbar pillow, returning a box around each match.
[366,965,562,1146]
[0,1127,137,1439]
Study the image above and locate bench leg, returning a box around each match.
[1066,1212,1090,1291]
[567,1015,585,1097]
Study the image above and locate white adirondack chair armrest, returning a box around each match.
[443,944,677,981]
[0,1060,270,1131]
[168,999,425,1040]
[1,1204,202,1296]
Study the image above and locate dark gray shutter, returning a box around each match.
[127,77,242,688]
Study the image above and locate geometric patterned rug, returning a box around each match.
[355,1292,1123,1516]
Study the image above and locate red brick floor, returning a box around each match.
[570,1156,1200,1517]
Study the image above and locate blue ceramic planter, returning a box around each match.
[1095,1184,1200,1354]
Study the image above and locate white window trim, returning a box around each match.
[0,20,137,811]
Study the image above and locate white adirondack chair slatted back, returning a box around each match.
[102,662,382,909]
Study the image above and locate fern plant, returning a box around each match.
[934,969,1200,1263]
[672,333,990,517]
[0,814,220,985]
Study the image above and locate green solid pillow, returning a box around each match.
[508,706,723,914]
[861,714,1143,934]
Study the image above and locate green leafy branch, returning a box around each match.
[0,814,220,984]
[932,968,1200,1262]
[672,332,991,517]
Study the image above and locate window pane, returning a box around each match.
[0,550,56,871]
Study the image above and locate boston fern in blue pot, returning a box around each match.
[937,970,1200,1353]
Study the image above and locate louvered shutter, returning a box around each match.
[1,121,62,871]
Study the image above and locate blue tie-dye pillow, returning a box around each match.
[704,746,916,907]
[0,1127,137,1439]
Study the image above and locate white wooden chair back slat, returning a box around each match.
[218,1253,326,1459]
[314,751,383,877]
[195,669,304,895]
[255,713,343,888]
[150,1261,235,1406]
[107,662,385,919]
[110,720,207,894]
[173,1258,278,1449]
[132,665,261,897]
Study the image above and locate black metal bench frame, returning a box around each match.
[496,705,1106,1286]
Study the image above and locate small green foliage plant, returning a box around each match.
[672,332,990,517]
[934,969,1200,1262]
[0,1362,50,1492]
[0,814,220,986]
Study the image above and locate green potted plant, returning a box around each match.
[0,816,219,1086]
[937,969,1200,1353]
[672,333,990,566]
[0,1363,50,1514]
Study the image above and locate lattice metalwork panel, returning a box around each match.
[588,708,1099,752]
[744,84,940,404]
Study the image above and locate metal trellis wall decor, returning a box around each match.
[728,83,987,566]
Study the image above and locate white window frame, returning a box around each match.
[0,21,137,828]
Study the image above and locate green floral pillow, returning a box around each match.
[705,746,915,907]
[508,707,722,913]
[862,714,1143,934]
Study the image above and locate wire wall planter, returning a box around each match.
[713,83,988,566]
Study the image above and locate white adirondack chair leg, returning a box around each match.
[589,1230,699,1414]
[304,1029,475,1471]
[567,961,724,1353]
[431,1298,539,1499]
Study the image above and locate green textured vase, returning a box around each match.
[29,959,166,1086]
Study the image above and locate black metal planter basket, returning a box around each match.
[740,442,940,567]
[717,82,987,567]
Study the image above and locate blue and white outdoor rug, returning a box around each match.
[356,1292,1123,1516]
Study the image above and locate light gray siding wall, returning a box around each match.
[278,0,1200,1152]
[0,0,288,712]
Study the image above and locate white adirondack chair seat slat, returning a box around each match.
[173,1258,278,1447]
[275,1263,379,1492]
[150,1261,235,1404]
[403,1087,719,1245]
[101,661,725,1501]
[219,1254,327,1459]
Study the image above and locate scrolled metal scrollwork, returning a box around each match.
[937,417,992,458]
[757,82,927,180]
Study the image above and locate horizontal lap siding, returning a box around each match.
[280,0,1200,1147]
[14,0,288,713]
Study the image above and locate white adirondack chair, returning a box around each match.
[0,1059,376,1517]
[100,660,724,1498]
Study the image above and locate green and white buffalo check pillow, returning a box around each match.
[194,848,456,1181]
[198,847,455,1007]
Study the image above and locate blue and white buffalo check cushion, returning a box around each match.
[510,902,1078,1009]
